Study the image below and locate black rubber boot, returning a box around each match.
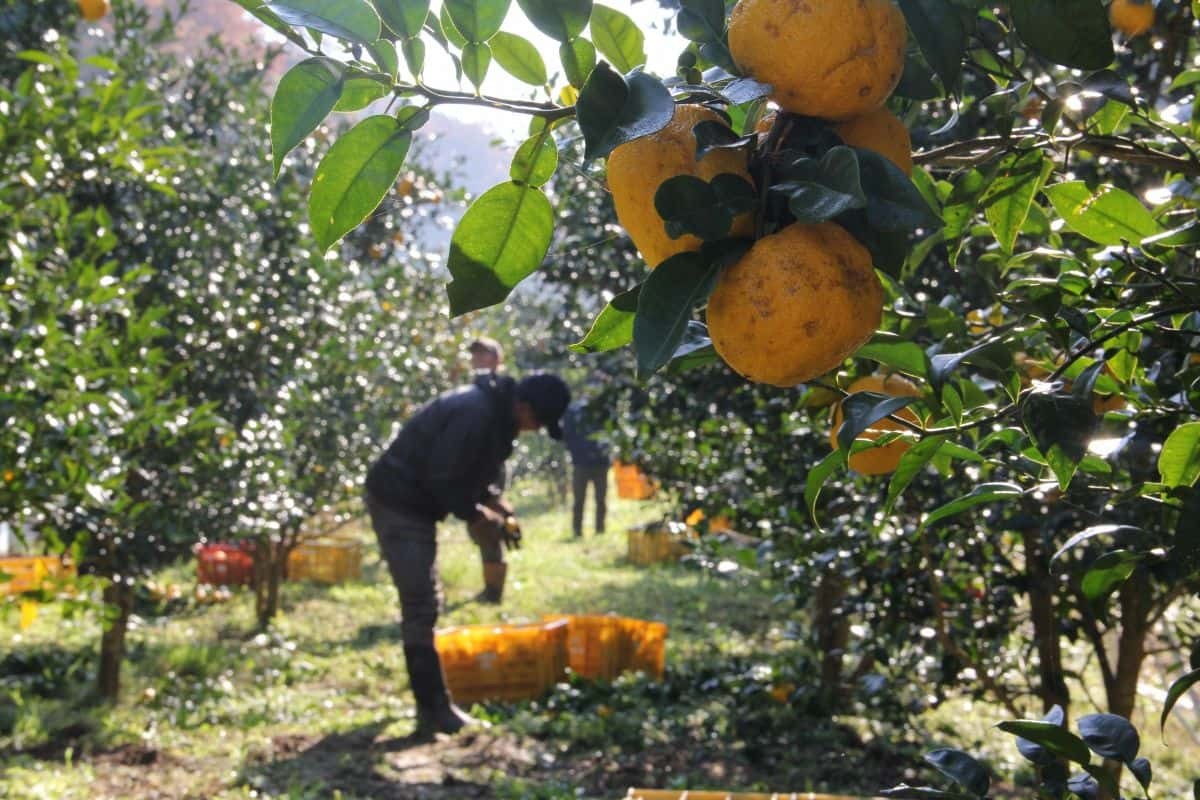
[403,643,479,737]
[475,561,506,605]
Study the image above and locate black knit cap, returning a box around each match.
[516,373,571,440]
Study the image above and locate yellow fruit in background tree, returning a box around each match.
[830,373,923,475]
[1109,0,1155,36]
[78,0,111,21]
[729,0,907,120]
[832,108,914,176]
[607,105,754,268]
[707,222,882,387]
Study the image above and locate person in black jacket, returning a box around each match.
[364,371,569,737]
[562,399,611,539]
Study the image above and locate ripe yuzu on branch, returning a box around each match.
[707,222,883,387]
[729,0,907,120]
[755,107,913,175]
[78,0,110,20]
[830,373,922,475]
[607,105,754,268]
[1109,0,1155,36]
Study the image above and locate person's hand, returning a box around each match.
[484,495,515,517]
[468,506,506,549]
[501,515,522,550]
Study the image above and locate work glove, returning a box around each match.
[468,506,521,552]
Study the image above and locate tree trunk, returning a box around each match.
[1021,529,1071,719]
[1097,569,1152,800]
[254,539,290,629]
[812,570,849,708]
[97,579,134,702]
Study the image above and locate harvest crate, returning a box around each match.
[627,521,696,566]
[436,619,569,704]
[0,556,75,596]
[287,537,362,584]
[614,461,658,500]
[627,791,875,799]
[195,543,254,586]
[544,614,667,681]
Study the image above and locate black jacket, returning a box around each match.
[365,373,517,522]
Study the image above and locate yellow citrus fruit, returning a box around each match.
[707,222,882,387]
[607,104,755,268]
[830,373,922,475]
[78,0,110,21]
[729,0,907,121]
[1109,0,1154,36]
[832,108,913,176]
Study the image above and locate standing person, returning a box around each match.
[465,335,507,602]
[562,399,610,539]
[364,371,570,736]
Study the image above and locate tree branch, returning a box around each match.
[915,132,1200,177]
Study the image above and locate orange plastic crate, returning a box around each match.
[195,543,254,586]
[435,619,569,704]
[0,556,75,596]
[627,792,875,799]
[627,522,695,565]
[287,537,362,584]
[614,461,658,500]
[543,614,667,681]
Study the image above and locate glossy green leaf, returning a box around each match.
[511,128,558,186]
[516,0,593,41]
[367,39,399,77]
[1159,422,1200,488]
[997,720,1092,765]
[401,36,426,77]
[333,77,387,112]
[491,31,548,85]
[230,0,308,47]
[924,749,990,797]
[575,63,673,160]
[439,5,468,48]
[462,41,492,88]
[655,174,755,242]
[271,57,344,178]
[677,0,737,73]
[883,435,948,519]
[857,148,942,232]
[375,0,429,38]
[774,146,868,224]
[857,341,930,378]
[1080,550,1141,602]
[806,449,848,530]
[1009,0,1113,70]
[981,150,1051,253]
[560,36,597,88]
[1162,668,1200,734]
[444,0,512,41]
[1043,181,1161,246]
[446,182,554,315]
[835,392,918,451]
[920,483,1024,531]
[898,0,967,94]
[267,0,381,44]
[1077,713,1139,763]
[570,285,641,353]
[309,115,412,250]
[591,4,646,73]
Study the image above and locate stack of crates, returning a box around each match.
[543,614,667,681]
[627,521,696,566]
[0,556,75,596]
[614,461,658,500]
[287,537,362,584]
[195,543,254,586]
[435,619,569,704]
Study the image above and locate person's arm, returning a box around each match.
[422,408,495,522]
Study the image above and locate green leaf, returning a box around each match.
[491,32,548,85]
[634,241,746,376]
[677,0,737,73]
[376,0,429,37]
[774,146,868,224]
[516,0,593,41]
[333,77,388,112]
[996,721,1092,765]
[981,150,1051,254]
[446,182,554,315]
[230,0,308,47]
[883,435,948,519]
[267,0,381,44]
[462,41,492,88]
[576,63,674,161]
[309,115,411,250]
[835,393,918,451]
[1162,668,1200,734]
[666,322,719,372]
[806,449,848,530]
[880,786,977,799]
[439,4,469,48]
[857,341,930,378]
[560,36,597,88]
[1043,181,1161,246]
[511,129,558,187]
[444,0,512,41]
[857,147,942,232]
[1143,219,1200,249]
[1021,390,1098,464]
[920,483,1024,531]
[1052,524,1142,563]
[924,749,990,797]
[655,173,756,241]
[590,4,646,73]
[1158,422,1200,488]
[570,285,641,353]
[1080,550,1141,602]
[1077,713,1139,763]
[367,39,400,77]
[898,0,967,94]
[271,57,344,178]
[1009,0,1113,70]
[401,36,426,77]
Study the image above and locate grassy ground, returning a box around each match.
[1,481,1197,799]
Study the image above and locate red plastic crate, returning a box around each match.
[195,543,254,586]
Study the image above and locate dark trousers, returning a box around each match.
[572,462,608,537]
[365,492,440,647]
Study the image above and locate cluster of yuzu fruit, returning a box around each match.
[607,0,922,473]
